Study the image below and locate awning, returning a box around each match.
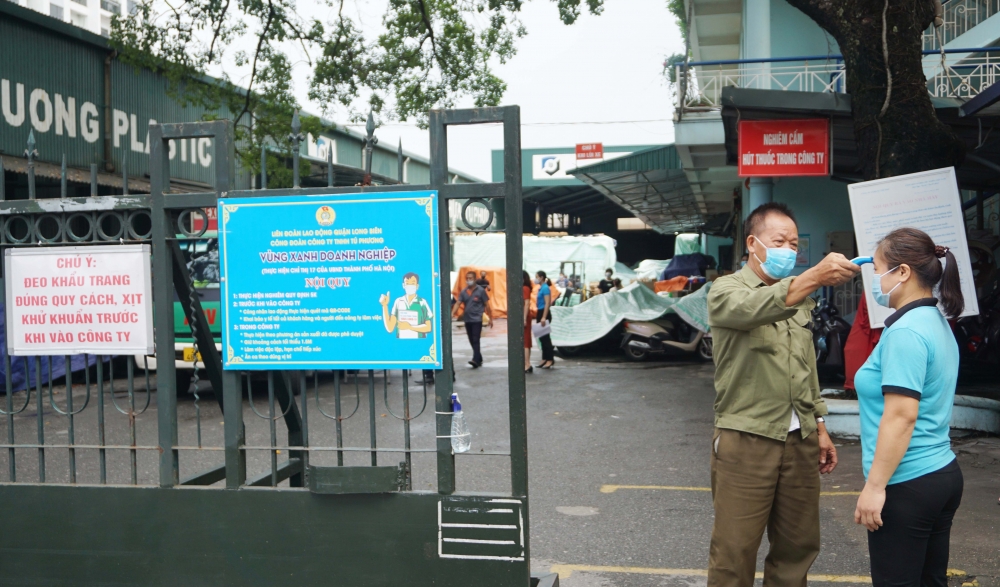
[1,155,152,192]
[567,145,728,234]
[522,184,631,221]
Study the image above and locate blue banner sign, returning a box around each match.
[219,191,442,370]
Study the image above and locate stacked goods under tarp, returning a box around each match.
[452,234,617,288]
[633,259,671,281]
[452,266,508,319]
[550,282,676,347]
[614,262,637,284]
[549,282,711,347]
[674,233,701,255]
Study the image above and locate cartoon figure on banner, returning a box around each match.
[380,272,434,339]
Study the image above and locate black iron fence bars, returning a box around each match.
[0,107,526,500]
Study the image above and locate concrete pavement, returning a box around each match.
[0,318,996,586]
[456,320,1000,587]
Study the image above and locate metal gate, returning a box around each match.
[0,107,532,586]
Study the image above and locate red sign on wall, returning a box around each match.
[576,143,604,160]
[738,119,830,177]
[191,206,218,232]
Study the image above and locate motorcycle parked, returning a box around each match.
[955,282,1000,365]
[809,297,852,382]
[620,314,713,362]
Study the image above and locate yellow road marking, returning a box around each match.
[549,564,875,583]
[600,484,861,496]
[600,484,710,493]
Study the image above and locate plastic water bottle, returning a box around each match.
[451,393,471,453]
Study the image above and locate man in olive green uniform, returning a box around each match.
[707,203,860,587]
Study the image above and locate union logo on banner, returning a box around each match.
[316,205,336,226]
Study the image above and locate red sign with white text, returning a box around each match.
[192,206,218,232]
[576,143,604,160]
[738,119,829,177]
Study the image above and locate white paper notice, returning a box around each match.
[5,245,154,356]
[847,167,979,329]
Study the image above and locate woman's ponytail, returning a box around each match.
[877,228,965,319]
[937,247,964,319]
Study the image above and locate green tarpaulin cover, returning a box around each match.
[549,282,712,347]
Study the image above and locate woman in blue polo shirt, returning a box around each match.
[853,227,965,587]
[535,271,555,369]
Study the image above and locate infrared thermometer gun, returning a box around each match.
[850,256,873,266]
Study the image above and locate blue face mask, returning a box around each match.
[871,266,900,307]
[752,236,797,280]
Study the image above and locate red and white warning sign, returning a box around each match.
[576,143,604,160]
[737,119,830,177]
[5,245,154,356]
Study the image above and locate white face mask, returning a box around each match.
[404,284,418,296]
[466,279,475,286]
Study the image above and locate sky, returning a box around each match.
[289,0,685,180]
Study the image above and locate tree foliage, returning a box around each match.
[785,0,963,180]
[110,0,604,173]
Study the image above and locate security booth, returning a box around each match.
[0,108,547,587]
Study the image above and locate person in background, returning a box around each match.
[535,271,555,369]
[739,253,749,268]
[613,278,623,291]
[523,271,535,374]
[557,272,569,288]
[853,227,964,587]
[707,202,860,587]
[598,268,615,294]
[476,270,491,292]
[453,271,490,368]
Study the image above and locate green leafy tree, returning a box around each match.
[110,0,604,176]
[786,0,962,179]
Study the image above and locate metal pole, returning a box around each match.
[122,159,129,196]
[327,144,334,187]
[363,112,377,185]
[290,110,303,189]
[214,121,246,489]
[61,154,67,198]
[90,164,98,197]
[397,141,404,183]
[26,131,37,200]
[0,155,5,201]
[429,109,455,495]
[260,145,267,190]
[149,124,179,487]
[503,106,528,501]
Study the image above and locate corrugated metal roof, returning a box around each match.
[566,145,716,234]
[0,0,482,185]
[567,145,683,175]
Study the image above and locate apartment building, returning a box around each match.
[10,0,134,37]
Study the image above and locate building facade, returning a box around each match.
[9,0,134,37]
[668,0,1000,314]
[1,0,478,199]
